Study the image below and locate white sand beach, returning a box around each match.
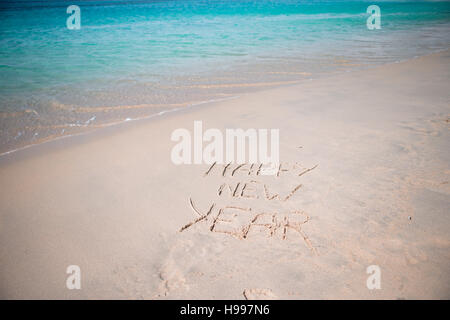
[0,50,449,299]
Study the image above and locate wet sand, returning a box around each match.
[0,50,449,299]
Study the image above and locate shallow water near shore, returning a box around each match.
[0,0,449,154]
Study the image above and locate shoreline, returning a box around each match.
[0,48,449,299]
[1,47,448,160]
[0,95,242,158]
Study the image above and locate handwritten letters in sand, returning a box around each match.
[180,161,319,254]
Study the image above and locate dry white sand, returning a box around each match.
[0,50,449,299]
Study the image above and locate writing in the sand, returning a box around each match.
[179,160,318,254]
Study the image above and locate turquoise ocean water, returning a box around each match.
[0,0,449,153]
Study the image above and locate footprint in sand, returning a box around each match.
[243,288,277,300]
[405,247,428,265]
[154,259,188,298]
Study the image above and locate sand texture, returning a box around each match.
[0,51,449,299]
